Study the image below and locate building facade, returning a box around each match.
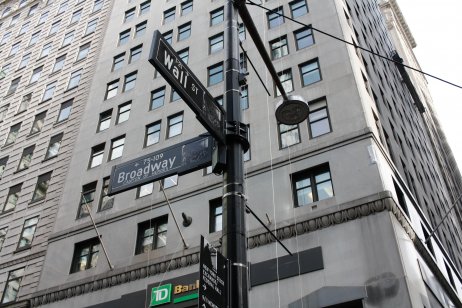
[0,0,461,307]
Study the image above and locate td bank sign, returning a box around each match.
[150,280,199,307]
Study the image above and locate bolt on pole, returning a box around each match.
[222,0,249,307]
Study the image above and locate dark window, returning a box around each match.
[290,0,308,18]
[163,7,175,24]
[209,198,222,233]
[4,123,21,146]
[0,227,7,251]
[276,69,293,96]
[308,98,331,138]
[151,87,165,110]
[98,110,112,132]
[85,19,97,35]
[98,177,113,211]
[17,216,39,249]
[240,85,248,110]
[6,77,20,96]
[0,105,9,122]
[292,164,334,207]
[1,268,25,304]
[42,81,57,101]
[178,22,191,41]
[17,93,31,114]
[243,125,250,161]
[2,184,22,212]
[239,23,246,41]
[300,59,321,86]
[209,33,224,53]
[76,43,91,61]
[89,143,105,168]
[181,0,193,15]
[136,216,168,254]
[29,66,43,84]
[208,63,224,86]
[124,8,135,22]
[123,72,137,92]
[270,35,288,59]
[31,172,52,202]
[178,48,189,64]
[45,133,63,159]
[140,0,150,15]
[105,80,119,100]
[109,136,125,160]
[117,102,131,124]
[0,156,8,178]
[112,53,125,71]
[118,29,130,46]
[57,100,73,122]
[77,182,97,218]
[267,6,284,28]
[70,238,100,273]
[17,145,35,171]
[67,69,82,90]
[135,21,147,37]
[279,124,300,148]
[129,45,142,63]
[210,7,224,26]
[171,89,180,102]
[163,30,173,44]
[52,55,66,73]
[145,121,161,147]
[167,113,183,138]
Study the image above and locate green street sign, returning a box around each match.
[150,284,172,306]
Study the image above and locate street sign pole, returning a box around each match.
[222,0,249,307]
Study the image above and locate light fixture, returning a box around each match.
[275,95,309,125]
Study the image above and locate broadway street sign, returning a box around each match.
[199,236,228,308]
[149,30,226,144]
[108,135,213,195]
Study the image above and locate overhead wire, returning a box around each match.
[245,0,462,90]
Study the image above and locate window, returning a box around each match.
[70,9,82,24]
[171,90,180,102]
[279,124,300,148]
[0,227,7,251]
[300,59,321,86]
[0,157,8,178]
[17,216,39,250]
[30,112,46,135]
[38,12,49,25]
[181,0,193,15]
[163,7,175,24]
[135,21,147,37]
[62,31,75,47]
[67,69,82,90]
[10,14,20,27]
[19,0,27,8]
[52,55,66,73]
[210,7,224,26]
[58,1,68,14]
[123,72,137,92]
[29,66,43,84]
[28,4,38,16]
[267,7,284,28]
[129,45,142,63]
[109,136,125,160]
[243,125,250,161]
[209,33,224,53]
[140,1,150,15]
[290,0,308,18]
[49,20,61,35]
[98,178,114,211]
[42,81,57,102]
[17,145,35,171]
[118,29,130,46]
[1,32,11,45]
[31,172,52,202]
[136,216,168,254]
[208,63,223,86]
[2,7,10,18]
[89,144,104,168]
[7,77,20,96]
[45,133,63,159]
[112,53,125,71]
[277,69,293,96]
[78,182,96,218]
[1,63,11,76]
[270,36,288,59]
[40,42,52,58]
[2,184,22,212]
[4,123,21,146]
[124,8,135,23]
[0,105,9,122]
[209,198,222,233]
[240,85,248,110]
[18,22,30,36]
[9,42,21,56]
[17,93,31,114]
[163,30,173,44]
[92,0,104,12]
[178,48,189,64]
[178,22,191,41]
[308,98,331,138]
[85,19,98,35]
[294,27,314,49]
[1,268,25,304]
[98,110,111,132]
[70,238,100,272]
[239,23,246,41]
[138,182,153,198]
[167,113,183,138]
[105,80,119,99]
[76,43,91,61]
[145,121,161,147]
[292,164,334,207]
[28,31,40,46]
[151,87,165,110]
[57,100,73,122]
[117,102,131,124]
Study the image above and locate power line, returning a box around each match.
[245,0,462,90]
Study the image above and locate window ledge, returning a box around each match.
[64,86,79,93]
[14,246,31,253]
[15,110,27,116]
[0,209,14,216]
[14,167,29,174]
[29,198,46,206]
[42,155,58,163]
[27,132,41,139]
[1,143,15,150]
[53,119,69,128]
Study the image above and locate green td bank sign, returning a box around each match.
[151,284,172,306]
[150,280,199,306]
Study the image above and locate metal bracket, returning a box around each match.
[225,121,250,152]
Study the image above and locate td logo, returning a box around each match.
[150,284,172,306]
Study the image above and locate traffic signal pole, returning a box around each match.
[222,0,249,307]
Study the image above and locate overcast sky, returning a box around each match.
[397,0,462,170]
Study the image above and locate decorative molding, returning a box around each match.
[0,250,46,270]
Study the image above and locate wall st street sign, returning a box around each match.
[149,30,226,144]
[108,135,213,195]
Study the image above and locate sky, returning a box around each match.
[396,0,462,169]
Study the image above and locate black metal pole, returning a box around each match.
[222,0,249,307]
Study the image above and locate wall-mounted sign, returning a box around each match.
[149,30,225,144]
[109,135,212,195]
